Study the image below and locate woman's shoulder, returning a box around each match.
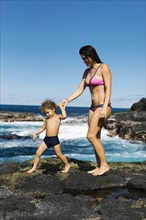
[100,63,109,69]
[100,63,111,77]
[100,63,111,72]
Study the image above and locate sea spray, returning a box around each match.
[0,118,145,164]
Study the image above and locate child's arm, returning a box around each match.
[58,102,67,120]
[33,121,46,141]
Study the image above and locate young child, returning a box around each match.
[27,99,70,173]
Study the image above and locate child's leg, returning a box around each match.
[53,144,70,173]
[27,142,47,173]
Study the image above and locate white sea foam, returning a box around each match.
[1,119,146,163]
[0,117,111,141]
[1,121,42,137]
[0,141,20,149]
[1,120,88,140]
[59,124,88,140]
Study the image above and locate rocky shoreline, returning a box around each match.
[0,111,44,122]
[105,98,146,142]
[105,110,146,142]
[0,157,146,219]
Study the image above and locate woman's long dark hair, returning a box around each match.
[79,45,102,63]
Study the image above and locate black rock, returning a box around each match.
[0,158,146,219]
[0,110,44,122]
[127,174,146,194]
[131,98,146,111]
[105,98,146,141]
[100,196,146,220]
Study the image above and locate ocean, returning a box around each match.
[0,104,146,164]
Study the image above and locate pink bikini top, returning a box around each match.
[85,64,104,87]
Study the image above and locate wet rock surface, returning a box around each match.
[100,195,146,220]
[0,157,146,219]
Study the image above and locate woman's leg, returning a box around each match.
[87,110,100,173]
[87,107,111,175]
[53,144,70,173]
[94,130,102,167]
[27,141,47,173]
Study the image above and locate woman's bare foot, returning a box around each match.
[27,168,36,174]
[61,163,71,173]
[87,168,99,174]
[92,164,109,176]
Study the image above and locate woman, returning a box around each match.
[62,45,112,176]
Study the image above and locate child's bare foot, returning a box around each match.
[27,168,36,173]
[61,163,71,173]
[92,164,109,176]
[87,168,99,174]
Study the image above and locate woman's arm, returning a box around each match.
[100,64,112,118]
[102,64,112,107]
[33,121,46,141]
[62,70,88,106]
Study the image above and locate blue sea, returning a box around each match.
[0,104,146,164]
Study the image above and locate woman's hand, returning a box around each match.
[58,102,64,109]
[58,102,67,119]
[99,107,107,118]
[61,99,69,107]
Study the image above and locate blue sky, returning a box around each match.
[1,0,145,108]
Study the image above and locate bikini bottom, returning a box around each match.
[90,103,112,112]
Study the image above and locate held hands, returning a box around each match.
[58,102,64,109]
[58,102,67,119]
[61,99,69,107]
[32,133,37,142]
